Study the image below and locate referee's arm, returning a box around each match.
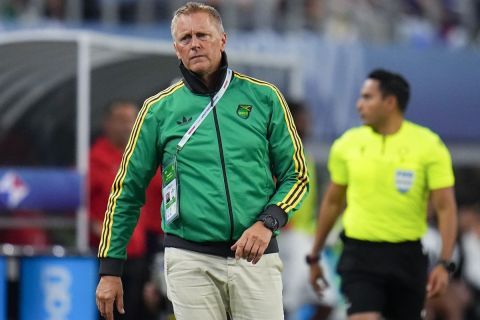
[427,186,457,298]
[308,182,347,293]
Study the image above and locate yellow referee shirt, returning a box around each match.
[329,121,454,242]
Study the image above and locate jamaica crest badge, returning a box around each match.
[236,105,253,119]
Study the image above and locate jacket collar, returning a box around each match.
[179,52,229,95]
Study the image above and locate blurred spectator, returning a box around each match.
[89,99,162,320]
[275,0,323,32]
[219,0,279,31]
[44,0,65,21]
[0,0,48,23]
[459,204,480,319]
[89,100,138,251]
[82,0,99,21]
[98,0,136,24]
[1,0,480,47]
[322,0,359,41]
[354,0,401,44]
[455,167,480,206]
[0,0,24,21]
[303,0,324,32]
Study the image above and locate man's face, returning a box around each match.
[173,12,226,77]
[356,79,389,128]
[105,104,137,149]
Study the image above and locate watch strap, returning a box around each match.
[305,254,320,265]
[257,214,279,232]
[261,205,288,228]
[437,259,456,274]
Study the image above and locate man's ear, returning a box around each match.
[220,32,227,52]
[385,95,398,112]
[173,43,181,60]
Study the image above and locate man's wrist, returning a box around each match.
[305,254,321,265]
[436,259,456,274]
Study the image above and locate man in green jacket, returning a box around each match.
[95,2,309,320]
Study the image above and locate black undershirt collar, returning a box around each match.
[179,52,229,95]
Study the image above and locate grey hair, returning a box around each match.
[171,2,224,39]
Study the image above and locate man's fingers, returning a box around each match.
[232,224,271,262]
[309,265,329,296]
[427,286,437,298]
[104,299,114,320]
[429,281,446,298]
[252,246,265,264]
[95,298,100,314]
[427,278,440,298]
[232,239,245,260]
[97,296,122,319]
[247,243,260,262]
[316,277,330,292]
[312,280,322,294]
[310,272,321,293]
[96,294,109,319]
[322,277,330,288]
[97,300,113,320]
[242,238,255,259]
[97,299,105,318]
[96,275,123,320]
[116,293,125,314]
[428,267,449,299]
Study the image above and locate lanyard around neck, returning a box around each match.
[177,68,233,151]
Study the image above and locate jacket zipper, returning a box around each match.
[212,96,234,240]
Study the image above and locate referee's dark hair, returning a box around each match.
[368,69,410,113]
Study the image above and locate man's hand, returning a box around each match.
[309,262,330,295]
[231,221,273,264]
[96,276,125,320]
[427,265,449,298]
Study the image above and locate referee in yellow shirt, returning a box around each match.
[307,69,457,320]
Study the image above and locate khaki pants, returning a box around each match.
[164,247,284,320]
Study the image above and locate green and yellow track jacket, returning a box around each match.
[98,54,309,275]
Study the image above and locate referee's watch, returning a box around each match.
[305,254,320,265]
[437,259,456,274]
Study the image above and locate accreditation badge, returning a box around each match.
[162,156,179,224]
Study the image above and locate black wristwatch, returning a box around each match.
[305,254,320,265]
[258,215,279,232]
[437,259,456,274]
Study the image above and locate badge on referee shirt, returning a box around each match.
[395,169,415,193]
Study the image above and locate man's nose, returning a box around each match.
[356,100,362,111]
[191,35,200,48]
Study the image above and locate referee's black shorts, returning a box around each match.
[337,233,428,320]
